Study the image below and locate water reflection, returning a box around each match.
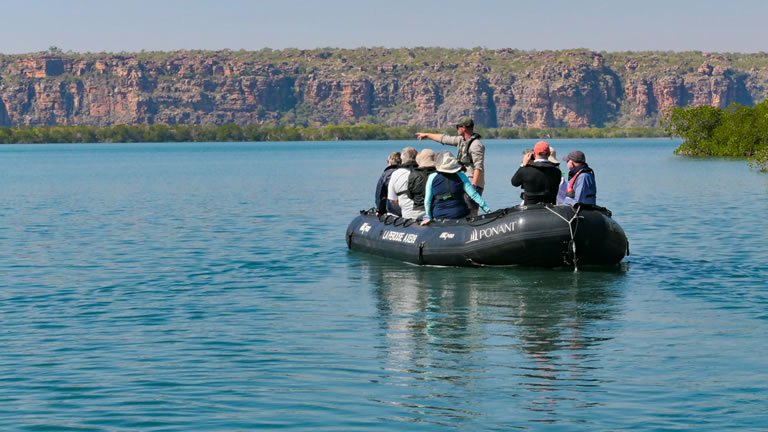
[358,258,627,425]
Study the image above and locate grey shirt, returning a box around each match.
[440,134,486,188]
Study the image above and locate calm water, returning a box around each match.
[1,138,766,431]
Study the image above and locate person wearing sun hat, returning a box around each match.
[547,147,561,165]
[557,150,597,205]
[420,151,490,225]
[415,117,486,216]
[511,140,562,205]
[404,148,437,220]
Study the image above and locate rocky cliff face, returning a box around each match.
[1,49,766,128]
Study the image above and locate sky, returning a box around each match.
[1,0,766,54]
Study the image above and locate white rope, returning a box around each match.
[545,205,581,271]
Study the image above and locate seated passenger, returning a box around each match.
[511,140,562,205]
[405,148,436,220]
[420,151,490,225]
[557,150,597,205]
[387,147,418,217]
[374,151,401,215]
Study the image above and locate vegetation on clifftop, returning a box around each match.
[3,48,768,129]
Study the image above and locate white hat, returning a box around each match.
[434,151,462,174]
[416,148,436,168]
[548,148,560,165]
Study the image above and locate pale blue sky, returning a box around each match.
[2,0,766,54]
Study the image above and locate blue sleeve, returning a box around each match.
[572,176,582,203]
[424,173,436,220]
[574,175,592,203]
[459,172,490,213]
[565,174,595,205]
[579,173,597,203]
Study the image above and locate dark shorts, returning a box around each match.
[465,186,484,210]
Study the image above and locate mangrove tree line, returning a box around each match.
[0,124,664,145]
[664,100,768,172]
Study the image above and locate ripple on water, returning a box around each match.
[1,141,766,430]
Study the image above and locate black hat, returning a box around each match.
[564,150,586,163]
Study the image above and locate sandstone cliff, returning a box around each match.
[1,48,766,128]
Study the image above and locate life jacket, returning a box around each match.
[430,173,470,219]
[393,161,419,197]
[406,167,436,210]
[376,165,399,213]
[565,166,594,198]
[457,133,480,169]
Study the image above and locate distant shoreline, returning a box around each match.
[0,124,667,144]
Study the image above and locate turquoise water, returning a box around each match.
[0,139,766,430]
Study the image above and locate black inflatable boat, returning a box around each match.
[345,204,628,267]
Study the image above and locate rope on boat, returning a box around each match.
[465,208,509,227]
[545,205,582,272]
[374,211,417,227]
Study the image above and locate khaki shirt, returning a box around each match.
[440,134,486,188]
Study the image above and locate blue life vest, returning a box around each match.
[430,173,470,219]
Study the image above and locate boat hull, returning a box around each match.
[345,204,628,267]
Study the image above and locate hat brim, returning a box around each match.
[437,165,462,174]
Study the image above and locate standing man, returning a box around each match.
[415,117,485,215]
[557,150,597,205]
[511,140,562,205]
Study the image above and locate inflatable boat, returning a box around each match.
[345,204,628,268]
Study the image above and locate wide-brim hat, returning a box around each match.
[434,151,462,174]
[548,148,560,164]
[416,148,436,168]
